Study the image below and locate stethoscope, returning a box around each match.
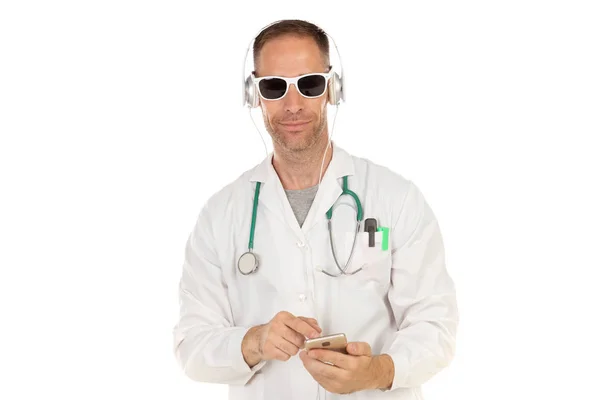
[237,175,364,277]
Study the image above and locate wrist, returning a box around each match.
[242,325,263,368]
[371,354,394,390]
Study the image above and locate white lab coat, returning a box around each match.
[172,142,458,399]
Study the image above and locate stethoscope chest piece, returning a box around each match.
[238,251,259,275]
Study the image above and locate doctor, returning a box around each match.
[172,19,459,399]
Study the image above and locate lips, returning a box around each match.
[280,121,310,126]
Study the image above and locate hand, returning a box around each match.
[242,311,322,367]
[299,341,390,394]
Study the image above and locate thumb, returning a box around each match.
[346,342,372,357]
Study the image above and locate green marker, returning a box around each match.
[377,226,389,251]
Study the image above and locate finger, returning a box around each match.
[300,350,335,376]
[271,333,302,357]
[273,315,311,349]
[298,316,322,333]
[277,324,306,351]
[306,355,340,380]
[284,316,321,339]
[346,342,372,357]
[307,349,349,369]
[271,343,292,361]
[299,352,325,382]
[299,348,313,365]
[264,338,293,361]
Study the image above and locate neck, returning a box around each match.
[272,138,333,190]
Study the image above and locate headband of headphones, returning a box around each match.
[242,19,345,108]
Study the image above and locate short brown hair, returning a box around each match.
[252,19,330,73]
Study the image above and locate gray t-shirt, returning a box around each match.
[284,184,319,227]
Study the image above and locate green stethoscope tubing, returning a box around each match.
[243,176,363,276]
[248,181,261,251]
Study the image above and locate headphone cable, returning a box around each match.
[318,102,340,187]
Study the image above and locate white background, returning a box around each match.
[1,1,599,399]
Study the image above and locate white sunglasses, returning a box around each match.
[252,70,332,101]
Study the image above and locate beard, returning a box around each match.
[262,105,327,153]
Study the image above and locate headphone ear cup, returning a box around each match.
[244,75,251,107]
[339,72,345,103]
[328,72,342,106]
[244,75,260,108]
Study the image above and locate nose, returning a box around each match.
[283,83,303,114]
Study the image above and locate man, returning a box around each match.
[172,19,458,399]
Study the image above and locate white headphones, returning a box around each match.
[242,19,345,109]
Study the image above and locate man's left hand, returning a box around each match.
[298,342,388,394]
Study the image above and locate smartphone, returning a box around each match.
[303,333,348,354]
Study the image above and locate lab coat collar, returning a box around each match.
[248,141,356,239]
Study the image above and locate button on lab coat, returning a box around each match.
[172,143,459,399]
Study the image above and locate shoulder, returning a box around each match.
[194,161,260,225]
[345,150,439,249]
[345,148,432,227]
[349,149,414,200]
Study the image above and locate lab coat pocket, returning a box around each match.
[342,231,391,289]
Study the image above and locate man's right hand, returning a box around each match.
[242,311,322,368]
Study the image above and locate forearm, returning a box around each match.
[174,324,267,385]
[382,315,457,390]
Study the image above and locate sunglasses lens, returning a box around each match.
[258,78,287,100]
[298,75,327,97]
